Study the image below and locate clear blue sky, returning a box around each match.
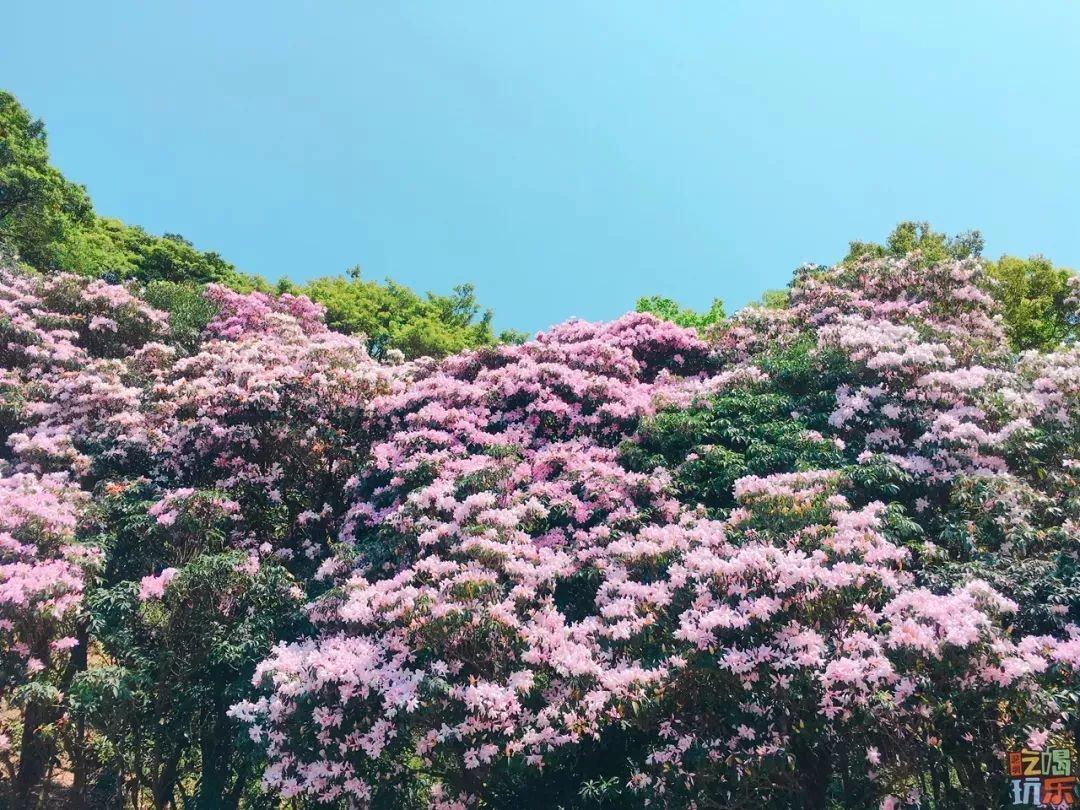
[4,2,1080,335]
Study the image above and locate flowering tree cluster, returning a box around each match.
[232,255,1080,807]
[0,266,397,805]
[1,249,1080,808]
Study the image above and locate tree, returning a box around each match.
[635,294,725,332]
[297,270,500,359]
[50,215,268,291]
[844,220,983,265]
[984,254,1077,351]
[0,91,93,269]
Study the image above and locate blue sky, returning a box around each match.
[4,2,1080,335]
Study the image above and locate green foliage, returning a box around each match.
[984,254,1078,351]
[80,484,306,809]
[141,279,218,351]
[844,220,984,266]
[754,288,790,309]
[622,385,844,511]
[916,473,1080,635]
[497,327,531,345]
[622,340,856,514]
[297,269,500,359]
[756,338,855,428]
[45,215,137,276]
[0,90,94,269]
[635,295,725,332]
[51,216,268,291]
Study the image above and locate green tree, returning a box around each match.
[141,279,219,351]
[635,295,725,332]
[0,91,93,268]
[754,288,790,309]
[51,216,267,290]
[298,268,500,359]
[844,220,983,266]
[75,487,305,809]
[47,216,138,277]
[984,254,1078,351]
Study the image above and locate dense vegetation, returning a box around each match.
[3,90,1080,808]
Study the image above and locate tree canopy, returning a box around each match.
[634,294,726,332]
[0,91,93,269]
[843,220,985,266]
[983,254,1078,351]
[291,270,524,360]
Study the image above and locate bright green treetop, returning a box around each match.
[983,254,1078,352]
[295,269,516,359]
[635,295,726,332]
[0,90,94,268]
[844,220,985,266]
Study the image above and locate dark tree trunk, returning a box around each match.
[796,738,832,810]
[196,692,235,810]
[14,698,53,807]
[69,620,90,809]
[152,748,183,809]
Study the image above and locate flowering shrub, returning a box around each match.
[0,265,398,804]
[0,471,91,788]
[228,315,711,805]
[3,249,1080,808]
[0,266,168,801]
[223,258,1077,809]
[227,254,1080,809]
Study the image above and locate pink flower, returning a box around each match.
[139,568,179,601]
[1026,728,1050,751]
